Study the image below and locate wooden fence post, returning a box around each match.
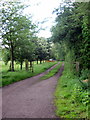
[76,62,79,72]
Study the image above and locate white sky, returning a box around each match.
[1,0,75,40]
[22,0,63,38]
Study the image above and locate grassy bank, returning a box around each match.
[40,62,61,80]
[0,61,57,87]
[54,62,89,118]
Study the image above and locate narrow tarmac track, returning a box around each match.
[2,63,64,118]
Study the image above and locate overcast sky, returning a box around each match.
[22,0,62,38]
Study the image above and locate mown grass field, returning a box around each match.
[0,61,57,87]
[54,62,90,118]
[40,62,61,80]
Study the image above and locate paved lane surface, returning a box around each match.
[2,63,64,118]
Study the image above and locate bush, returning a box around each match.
[80,69,90,80]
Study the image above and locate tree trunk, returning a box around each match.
[20,61,23,70]
[25,60,28,71]
[11,41,14,71]
[9,62,11,71]
[37,59,38,64]
[30,61,33,73]
[43,60,44,63]
[40,59,42,64]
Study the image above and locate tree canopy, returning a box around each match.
[1,2,37,71]
[50,1,90,70]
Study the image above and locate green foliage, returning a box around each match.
[80,69,90,80]
[1,1,37,71]
[51,2,90,70]
[2,49,9,65]
[1,1,51,69]
[51,43,66,60]
[34,37,50,62]
[71,84,89,106]
[52,3,90,117]
[54,62,89,118]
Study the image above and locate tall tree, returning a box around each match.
[1,2,36,71]
[1,2,24,71]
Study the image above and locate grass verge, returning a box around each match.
[40,62,61,80]
[54,62,90,119]
[1,61,57,87]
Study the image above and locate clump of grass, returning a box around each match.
[40,63,61,80]
[54,62,89,119]
[1,61,57,87]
